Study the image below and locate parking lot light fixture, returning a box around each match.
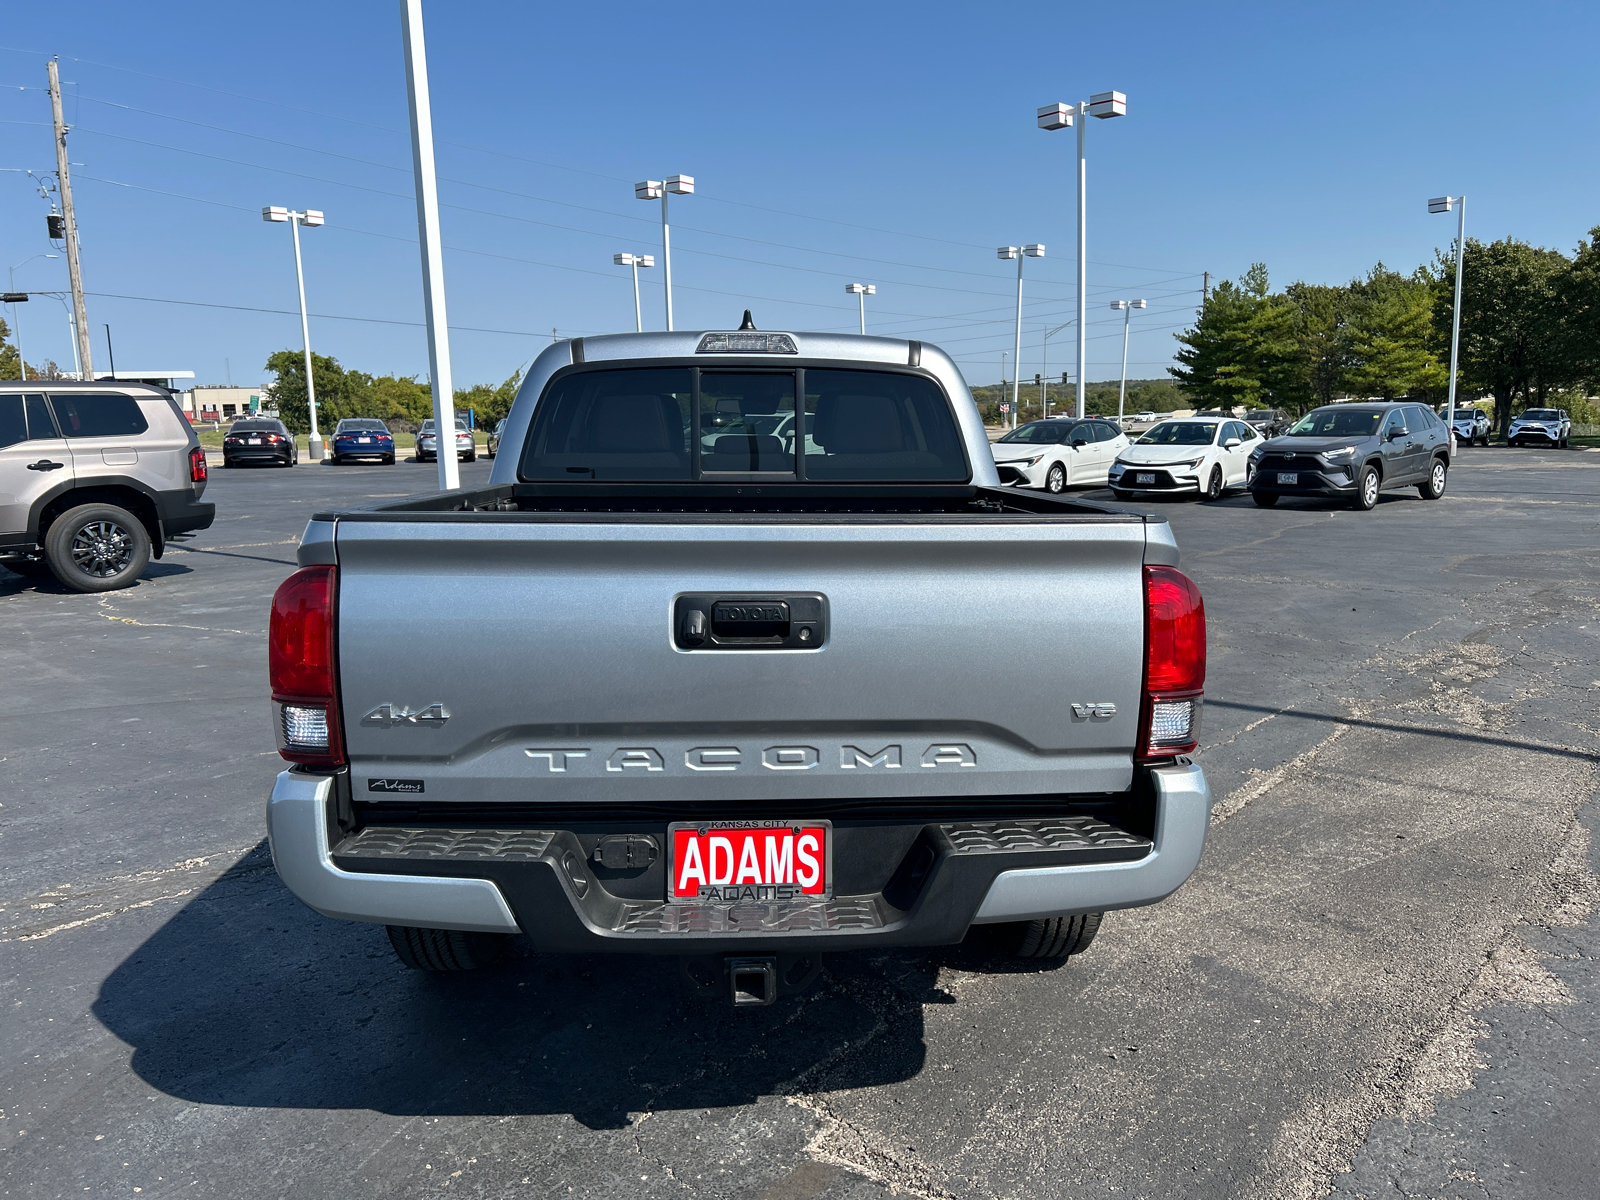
[263,205,326,460]
[1040,91,1127,418]
[998,247,1044,424]
[636,175,693,330]
[845,283,876,334]
[1429,196,1466,435]
[1109,299,1146,426]
[614,253,655,332]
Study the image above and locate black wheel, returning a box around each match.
[1419,456,1447,500]
[3,557,55,579]
[1045,462,1066,493]
[384,454,395,465]
[991,913,1103,959]
[465,451,477,463]
[43,503,151,593]
[1353,464,1381,509]
[222,457,234,469]
[1252,491,1279,508]
[386,925,509,971]
[1203,465,1224,501]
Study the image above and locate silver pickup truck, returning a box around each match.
[266,327,1210,1005]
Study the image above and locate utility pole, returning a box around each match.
[1202,271,1210,305]
[47,59,93,380]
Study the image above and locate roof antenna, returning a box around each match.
[738,310,757,331]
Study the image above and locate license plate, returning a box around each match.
[667,820,830,903]
[248,438,262,445]
[1135,473,1155,484]
[1277,472,1298,484]
[358,437,371,443]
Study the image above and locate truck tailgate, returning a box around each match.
[334,516,1148,804]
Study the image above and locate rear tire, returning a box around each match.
[1203,465,1224,501]
[1419,456,1448,500]
[386,925,510,971]
[1045,462,1066,494]
[999,913,1103,959]
[1353,465,1380,510]
[384,454,395,465]
[1252,491,1279,507]
[43,503,151,593]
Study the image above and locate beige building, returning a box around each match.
[181,385,274,420]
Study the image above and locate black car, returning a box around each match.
[222,417,297,467]
[1248,402,1451,511]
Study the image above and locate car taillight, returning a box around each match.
[269,564,344,767]
[1138,564,1205,760]
[188,445,208,483]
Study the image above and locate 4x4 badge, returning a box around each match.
[363,703,450,727]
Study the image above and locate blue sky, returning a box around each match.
[2,1,1596,391]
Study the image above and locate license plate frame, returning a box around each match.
[1276,471,1299,485]
[1135,472,1156,485]
[666,819,833,904]
[248,438,262,445]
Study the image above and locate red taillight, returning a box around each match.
[188,445,208,483]
[1138,564,1205,760]
[269,564,344,766]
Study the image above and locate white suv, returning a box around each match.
[0,382,214,591]
[1508,408,1570,448]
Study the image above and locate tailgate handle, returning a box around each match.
[675,594,827,651]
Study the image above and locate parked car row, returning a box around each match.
[998,401,1456,513]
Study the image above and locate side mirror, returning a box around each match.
[1071,438,1089,449]
[1224,437,1242,449]
[1386,427,1407,442]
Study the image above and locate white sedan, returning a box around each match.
[989,417,1130,493]
[1108,417,1262,501]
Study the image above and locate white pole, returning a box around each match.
[65,301,80,378]
[1075,101,1088,420]
[857,290,866,335]
[631,258,642,332]
[1011,254,1024,422]
[400,0,460,491]
[1042,328,1048,419]
[7,270,23,381]
[289,213,322,459]
[1117,305,1132,426]
[1447,197,1466,436]
[661,192,674,332]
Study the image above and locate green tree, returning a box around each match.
[1170,264,1297,409]
[0,315,24,380]
[1440,238,1570,432]
[1554,226,1600,390]
[1278,282,1351,412]
[1343,265,1447,400]
[453,365,526,430]
[265,349,357,433]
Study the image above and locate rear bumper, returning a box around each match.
[154,490,216,536]
[266,762,1211,951]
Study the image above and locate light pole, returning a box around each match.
[7,254,57,380]
[1109,299,1146,425]
[634,175,693,330]
[998,245,1045,426]
[1039,91,1127,418]
[1429,196,1467,436]
[614,253,655,332]
[1041,318,1075,418]
[1000,351,1009,428]
[845,283,876,334]
[262,206,326,460]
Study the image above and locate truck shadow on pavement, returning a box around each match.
[93,842,1044,1130]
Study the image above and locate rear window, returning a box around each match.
[50,392,149,438]
[520,366,968,483]
[230,420,284,433]
[0,395,25,449]
[336,420,389,433]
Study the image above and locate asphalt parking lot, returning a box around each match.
[3,446,1596,1200]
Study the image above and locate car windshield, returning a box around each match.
[1520,409,1560,420]
[336,420,388,433]
[1286,409,1384,437]
[1137,422,1216,445]
[996,421,1076,444]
